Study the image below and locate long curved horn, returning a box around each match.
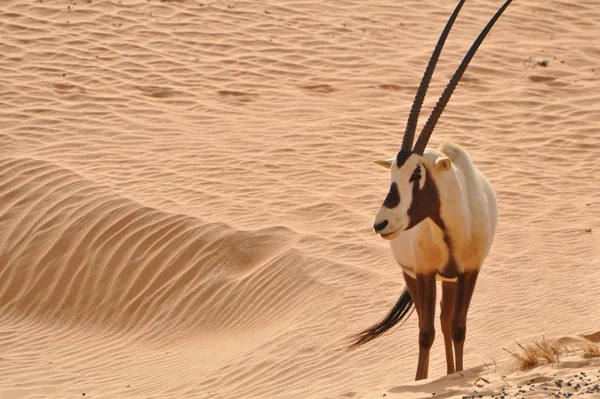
[413,0,513,155]
[401,0,466,152]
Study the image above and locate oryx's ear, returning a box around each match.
[373,158,394,169]
[435,156,452,172]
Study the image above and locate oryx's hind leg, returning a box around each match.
[404,272,436,381]
[452,271,479,372]
[440,281,457,375]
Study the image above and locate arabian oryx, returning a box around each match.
[350,0,511,381]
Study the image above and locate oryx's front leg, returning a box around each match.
[440,281,457,375]
[410,273,436,381]
[452,271,479,372]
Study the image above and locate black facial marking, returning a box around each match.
[383,182,400,209]
[409,165,422,183]
[395,150,412,168]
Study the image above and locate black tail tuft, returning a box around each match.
[349,287,414,349]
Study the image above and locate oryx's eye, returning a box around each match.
[409,166,421,183]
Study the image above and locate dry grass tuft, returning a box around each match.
[504,338,563,370]
[581,341,600,358]
[514,342,540,369]
[532,338,563,363]
[505,338,600,369]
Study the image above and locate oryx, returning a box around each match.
[351,0,511,381]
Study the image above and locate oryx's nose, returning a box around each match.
[373,220,388,233]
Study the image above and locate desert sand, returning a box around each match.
[0,0,599,398]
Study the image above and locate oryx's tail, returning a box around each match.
[349,287,414,349]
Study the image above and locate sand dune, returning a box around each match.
[0,0,599,397]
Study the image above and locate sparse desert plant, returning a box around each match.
[504,338,563,370]
[506,342,539,369]
[581,341,600,358]
[532,338,563,364]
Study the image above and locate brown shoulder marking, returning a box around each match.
[408,165,460,279]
